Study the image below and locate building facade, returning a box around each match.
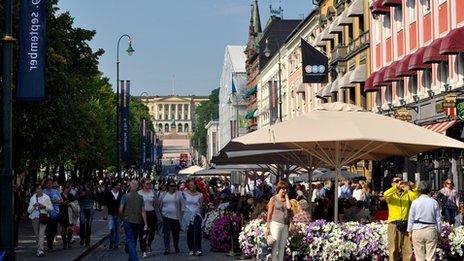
[218,46,248,149]
[205,121,219,164]
[365,0,464,191]
[141,95,208,165]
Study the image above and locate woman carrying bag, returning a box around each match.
[27,184,53,257]
[265,181,291,261]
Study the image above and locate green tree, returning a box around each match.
[192,88,219,156]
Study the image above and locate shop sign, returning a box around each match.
[394,108,412,122]
[456,98,464,121]
[443,94,458,118]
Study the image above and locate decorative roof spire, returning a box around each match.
[252,0,262,34]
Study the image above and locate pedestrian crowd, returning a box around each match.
[17,172,463,261]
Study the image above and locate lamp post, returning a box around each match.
[116,34,135,179]
[0,0,14,259]
[264,38,283,122]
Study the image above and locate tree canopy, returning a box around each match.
[0,0,154,180]
[191,88,219,156]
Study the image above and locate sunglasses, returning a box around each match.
[169,185,176,187]
[446,182,453,185]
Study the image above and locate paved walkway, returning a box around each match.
[16,210,108,261]
[82,229,241,261]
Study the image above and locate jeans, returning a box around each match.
[139,210,157,252]
[108,215,120,248]
[162,217,180,252]
[124,222,141,261]
[45,217,59,249]
[443,207,457,225]
[187,215,202,252]
[79,208,93,246]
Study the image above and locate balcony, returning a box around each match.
[346,30,370,59]
[330,45,347,65]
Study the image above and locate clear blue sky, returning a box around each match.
[58,0,315,96]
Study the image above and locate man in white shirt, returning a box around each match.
[407,181,441,261]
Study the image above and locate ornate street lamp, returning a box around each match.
[116,34,135,179]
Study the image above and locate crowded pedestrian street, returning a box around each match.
[3,0,464,261]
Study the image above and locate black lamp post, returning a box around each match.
[116,34,135,179]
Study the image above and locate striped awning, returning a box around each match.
[423,120,456,134]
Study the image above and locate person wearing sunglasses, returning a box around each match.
[437,179,460,224]
[137,178,158,258]
[159,180,184,255]
[265,181,291,261]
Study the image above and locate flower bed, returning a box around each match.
[202,209,224,238]
[210,213,242,252]
[239,219,464,260]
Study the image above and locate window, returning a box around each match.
[422,68,432,90]
[458,53,464,80]
[422,0,431,13]
[374,19,381,44]
[375,92,382,107]
[384,13,392,37]
[184,123,189,132]
[394,6,403,29]
[386,86,393,104]
[164,124,169,133]
[158,123,163,132]
[158,114,162,120]
[349,88,355,104]
[396,81,405,99]
[409,75,418,95]
[177,123,182,132]
[438,61,450,85]
[408,0,416,23]
[358,16,365,33]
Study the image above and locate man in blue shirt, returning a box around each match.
[338,180,352,199]
[407,181,441,261]
[43,178,62,250]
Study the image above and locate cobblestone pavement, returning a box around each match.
[16,210,108,261]
[82,230,242,261]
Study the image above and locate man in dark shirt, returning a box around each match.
[77,180,93,246]
[120,180,147,261]
[104,181,123,249]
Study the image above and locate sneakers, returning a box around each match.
[142,252,148,258]
[36,251,44,257]
[147,246,152,254]
[189,251,194,256]
[196,251,203,256]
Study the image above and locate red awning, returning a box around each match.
[382,0,402,6]
[423,38,448,63]
[384,61,403,82]
[373,67,389,87]
[370,0,390,15]
[423,120,456,134]
[364,72,380,92]
[408,47,432,71]
[440,27,464,55]
[395,55,417,77]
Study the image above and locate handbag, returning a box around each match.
[39,213,49,224]
[396,221,408,232]
[37,196,49,224]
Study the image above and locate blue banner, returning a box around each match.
[121,80,130,161]
[140,119,147,170]
[18,0,47,101]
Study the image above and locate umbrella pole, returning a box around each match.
[334,167,341,223]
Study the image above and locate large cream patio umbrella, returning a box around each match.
[221,102,464,222]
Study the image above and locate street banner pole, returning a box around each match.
[0,0,15,259]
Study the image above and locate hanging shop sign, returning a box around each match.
[301,38,328,83]
[394,108,412,122]
[443,94,457,119]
